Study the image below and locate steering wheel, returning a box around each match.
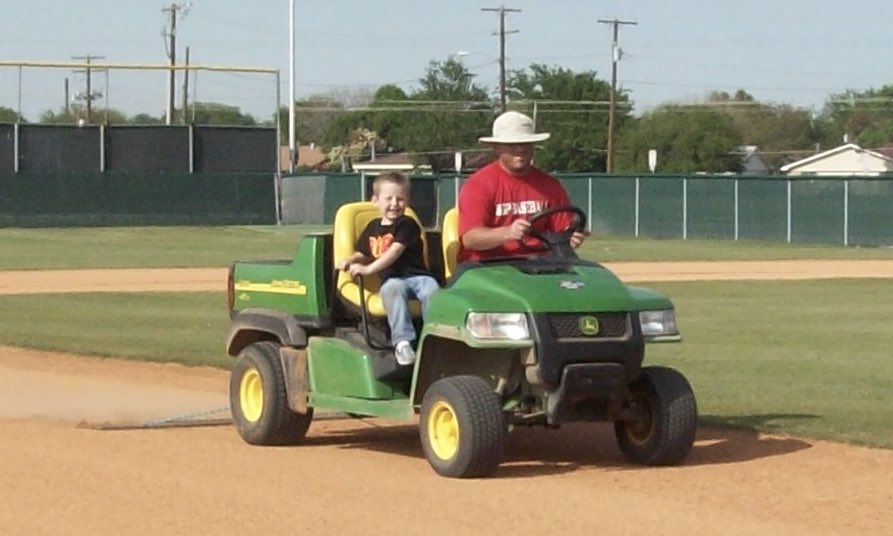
[525,205,587,258]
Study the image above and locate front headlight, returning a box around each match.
[466,312,530,340]
[639,310,678,337]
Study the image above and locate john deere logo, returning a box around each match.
[579,315,600,336]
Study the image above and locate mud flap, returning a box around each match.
[279,346,309,414]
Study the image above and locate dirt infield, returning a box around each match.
[1,262,892,535]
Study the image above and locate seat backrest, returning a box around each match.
[333,201,428,317]
[441,207,459,281]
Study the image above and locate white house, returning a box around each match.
[739,145,772,175]
[780,143,893,176]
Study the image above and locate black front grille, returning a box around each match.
[546,312,630,340]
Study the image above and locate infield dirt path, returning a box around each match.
[1,262,892,535]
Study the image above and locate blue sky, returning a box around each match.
[2,0,892,124]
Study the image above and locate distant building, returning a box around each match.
[780,143,893,176]
[352,152,429,174]
[738,145,773,175]
[279,143,326,171]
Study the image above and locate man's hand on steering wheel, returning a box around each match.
[525,205,588,258]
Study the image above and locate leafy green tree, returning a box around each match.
[507,64,621,172]
[277,89,373,145]
[706,90,818,168]
[816,85,893,149]
[186,102,257,126]
[615,105,741,173]
[0,106,23,122]
[129,113,164,125]
[320,59,492,171]
[39,106,127,124]
[395,59,492,170]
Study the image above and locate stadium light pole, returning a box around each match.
[288,0,296,173]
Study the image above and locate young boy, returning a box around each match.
[336,172,439,365]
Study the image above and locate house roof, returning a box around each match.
[352,152,419,172]
[780,143,893,173]
[279,144,326,171]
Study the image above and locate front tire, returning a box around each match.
[419,376,506,478]
[229,341,313,445]
[615,366,697,465]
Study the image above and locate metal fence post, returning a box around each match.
[587,176,593,234]
[682,177,688,240]
[634,176,640,237]
[786,179,792,243]
[99,124,106,173]
[13,123,19,173]
[734,178,739,241]
[843,179,849,246]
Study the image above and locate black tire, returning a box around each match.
[419,375,506,478]
[229,341,313,446]
[614,366,697,465]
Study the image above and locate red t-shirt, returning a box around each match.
[457,161,573,262]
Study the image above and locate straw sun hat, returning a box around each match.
[478,111,550,144]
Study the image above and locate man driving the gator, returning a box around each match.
[457,111,587,262]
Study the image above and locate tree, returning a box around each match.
[40,106,127,125]
[277,88,374,145]
[816,86,893,149]
[705,90,818,168]
[395,59,493,170]
[614,105,741,173]
[186,102,257,126]
[0,106,23,123]
[129,113,164,125]
[320,59,493,171]
[507,64,621,172]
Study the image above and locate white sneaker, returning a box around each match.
[394,341,416,366]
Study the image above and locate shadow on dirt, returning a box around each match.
[299,414,816,478]
[689,413,817,465]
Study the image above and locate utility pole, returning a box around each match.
[71,54,105,124]
[181,46,190,124]
[162,2,190,125]
[597,17,636,173]
[482,5,520,113]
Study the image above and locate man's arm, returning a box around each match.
[461,219,531,251]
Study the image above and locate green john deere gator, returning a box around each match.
[226,202,697,478]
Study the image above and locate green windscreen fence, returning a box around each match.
[792,179,844,244]
[738,178,788,242]
[0,172,275,226]
[847,179,893,246]
[687,177,736,240]
[2,128,893,246]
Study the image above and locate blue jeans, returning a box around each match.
[380,275,440,346]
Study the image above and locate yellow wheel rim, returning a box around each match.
[239,367,264,422]
[427,400,459,460]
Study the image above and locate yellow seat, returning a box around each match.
[441,207,459,280]
[333,201,428,317]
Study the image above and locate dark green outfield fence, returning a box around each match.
[280,173,893,247]
[0,171,276,226]
[0,123,278,226]
[2,122,892,245]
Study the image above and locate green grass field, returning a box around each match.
[1,226,891,449]
[2,225,893,269]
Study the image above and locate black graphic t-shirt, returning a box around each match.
[355,215,432,283]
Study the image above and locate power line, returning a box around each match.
[598,17,637,173]
[482,5,521,113]
[71,54,105,123]
[162,2,191,125]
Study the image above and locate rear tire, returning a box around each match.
[419,376,506,478]
[614,366,697,465]
[229,341,313,445]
